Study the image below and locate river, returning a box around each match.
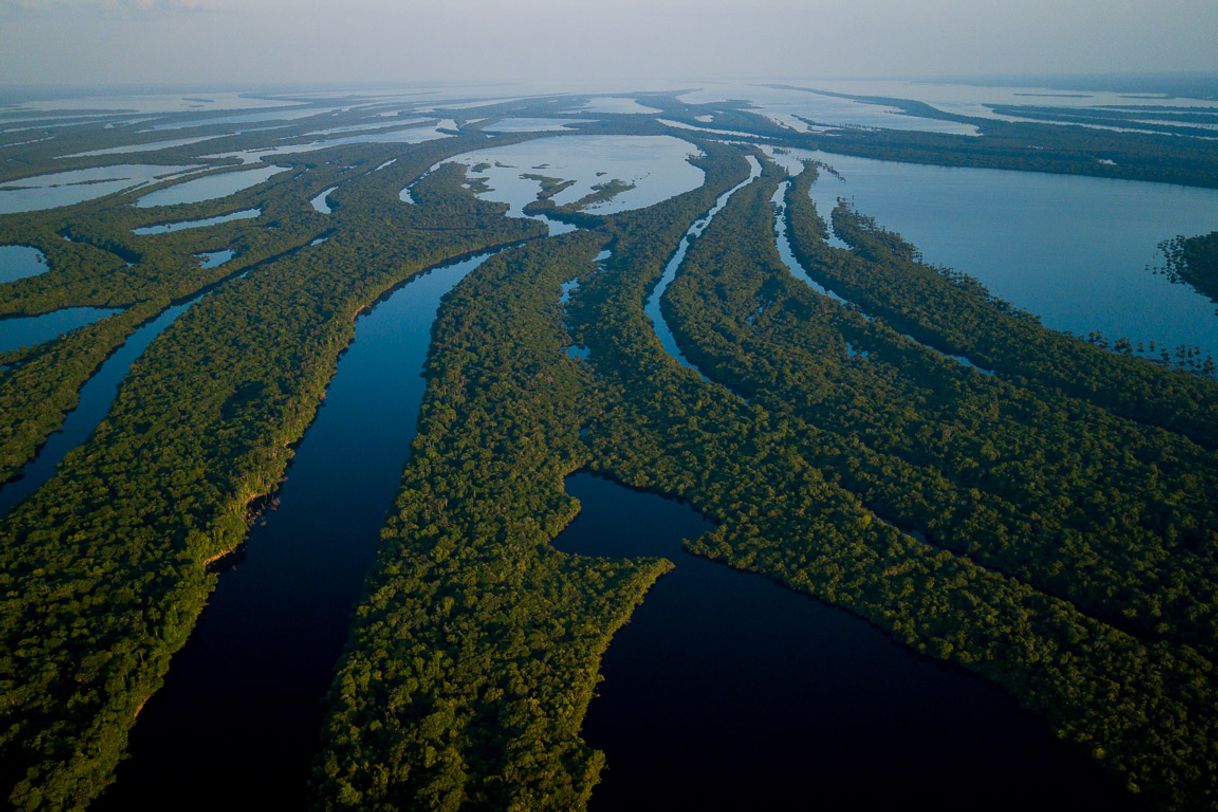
[97,249,504,809]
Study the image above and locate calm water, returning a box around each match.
[575,97,662,115]
[0,306,118,354]
[135,164,286,208]
[0,245,48,283]
[770,180,995,375]
[0,301,191,510]
[303,119,429,137]
[482,117,594,132]
[195,249,235,269]
[309,186,336,214]
[553,472,1139,811]
[2,85,1204,808]
[676,83,981,136]
[62,133,229,159]
[99,250,500,810]
[445,134,705,217]
[645,155,761,380]
[132,207,260,235]
[147,106,330,131]
[794,149,1218,359]
[811,77,1218,131]
[205,123,451,165]
[0,164,196,214]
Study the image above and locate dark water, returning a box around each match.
[552,472,1140,811]
[0,299,194,514]
[98,250,497,810]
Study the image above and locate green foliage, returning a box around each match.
[0,134,542,810]
[313,231,670,810]
[784,164,1218,447]
[4,90,1218,812]
[596,148,1218,809]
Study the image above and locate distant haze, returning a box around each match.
[1,0,1217,88]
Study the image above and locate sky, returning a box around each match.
[1,0,1217,89]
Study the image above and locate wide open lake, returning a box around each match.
[443,134,705,218]
[552,472,1139,811]
[768,147,1218,362]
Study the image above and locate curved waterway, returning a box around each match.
[770,180,995,376]
[309,186,336,214]
[0,301,191,513]
[645,155,762,380]
[0,234,326,512]
[799,149,1218,360]
[553,472,1139,810]
[98,249,502,809]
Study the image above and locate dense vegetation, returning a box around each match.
[674,159,1218,662]
[588,147,1218,808]
[0,155,339,484]
[314,138,1218,810]
[313,232,670,809]
[0,133,543,809]
[3,87,1217,811]
[784,166,1218,442]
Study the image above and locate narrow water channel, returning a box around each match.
[97,249,501,809]
[553,472,1139,811]
[0,302,191,514]
[644,155,762,380]
[132,207,261,235]
[0,237,314,515]
[771,180,995,375]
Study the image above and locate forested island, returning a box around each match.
[1,83,1217,812]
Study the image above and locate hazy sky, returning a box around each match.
[1,0,1216,88]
